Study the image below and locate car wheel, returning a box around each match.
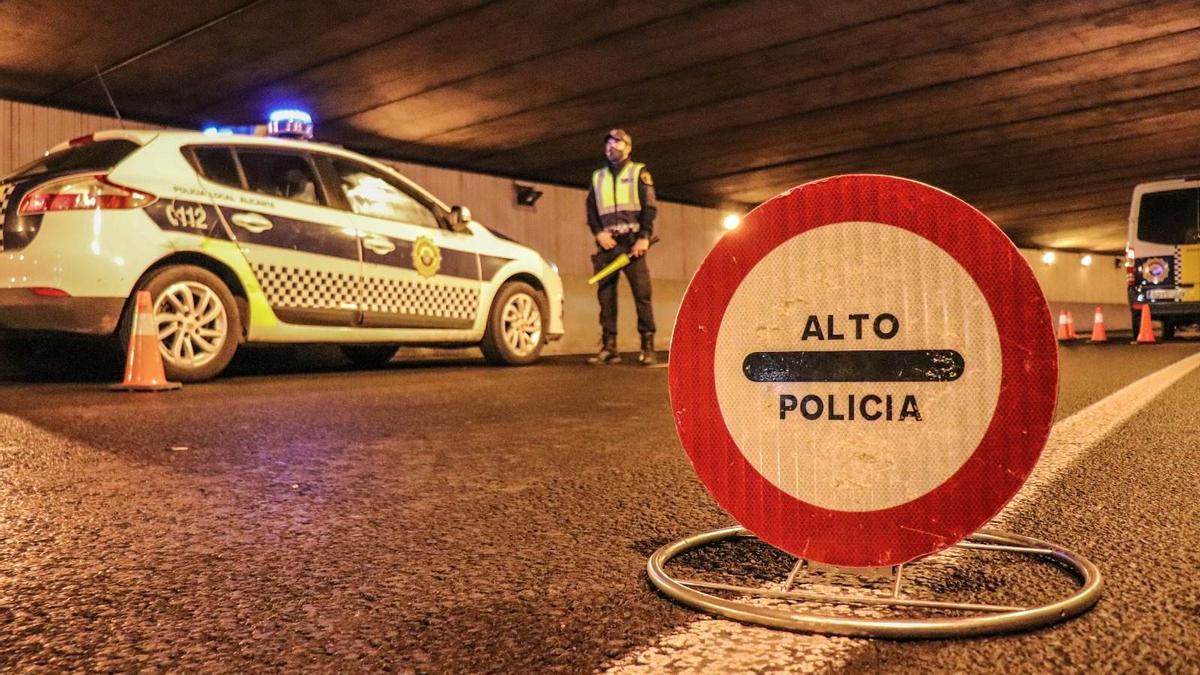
[480,281,546,365]
[340,344,398,368]
[1161,320,1176,340]
[121,265,241,382]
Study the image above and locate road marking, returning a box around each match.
[993,350,1200,522]
[607,351,1200,673]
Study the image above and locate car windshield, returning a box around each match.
[5,139,141,181]
[1138,188,1200,245]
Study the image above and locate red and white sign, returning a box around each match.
[669,175,1058,568]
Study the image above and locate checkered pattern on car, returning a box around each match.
[360,274,479,320]
[0,183,13,249]
[1174,247,1182,285]
[252,263,358,310]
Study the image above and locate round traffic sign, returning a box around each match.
[669,175,1058,568]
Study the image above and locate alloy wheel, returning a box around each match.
[501,292,542,357]
[154,281,228,368]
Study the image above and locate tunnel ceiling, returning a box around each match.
[2,0,1199,252]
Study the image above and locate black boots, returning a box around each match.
[638,332,657,366]
[588,334,655,365]
[587,334,621,365]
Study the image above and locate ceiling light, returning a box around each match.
[1080,254,1092,267]
[1041,251,1056,265]
[722,214,741,230]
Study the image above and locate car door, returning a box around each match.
[193,146,361,327]
[324,157,481,329]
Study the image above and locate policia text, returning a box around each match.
[738,312,965,423]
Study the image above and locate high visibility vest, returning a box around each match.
[592,161,645,233]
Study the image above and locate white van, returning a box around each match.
[0,130,564,380]
[1126,179,1200,338]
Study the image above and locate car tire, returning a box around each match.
[480,281,547,366]
[120,265,241,383]
[340,344,398,368]
[1161,320,1176,341]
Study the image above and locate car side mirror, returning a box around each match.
[449,205,472,232]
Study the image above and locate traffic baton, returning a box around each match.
[588,235,659,285]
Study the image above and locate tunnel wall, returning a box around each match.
[0,98,1134,356]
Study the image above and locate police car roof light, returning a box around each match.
[267,109,315,140]
[268,109,313,124]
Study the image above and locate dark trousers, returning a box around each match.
[593,240,655,338]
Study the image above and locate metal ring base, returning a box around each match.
[647,527,1102,639]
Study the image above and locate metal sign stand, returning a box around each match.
[647,526,1102,639]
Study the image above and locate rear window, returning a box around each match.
[237,150,325,206]
[6,139,140,181]
[1138,188,1200,245]
[191,146,242,188]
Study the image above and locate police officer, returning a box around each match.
[586,128,657,366]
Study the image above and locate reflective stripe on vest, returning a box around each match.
[592,162,644,216]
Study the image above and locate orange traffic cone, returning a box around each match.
[112,291,182,391]
[1135,304,1156,344]
[1089,306,1108,343]
[1057,310,1071,341]
[1066,311,1078,339]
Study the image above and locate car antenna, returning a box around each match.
[94,65,126,129]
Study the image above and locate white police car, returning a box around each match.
[0,126,564,381]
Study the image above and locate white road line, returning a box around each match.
[993,350,1200,523]
[605,351,1200,674]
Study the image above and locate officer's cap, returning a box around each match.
[605,128,632,146]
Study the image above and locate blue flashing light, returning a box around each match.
[268,109,313,124]
[266,108,315,140]
[202,126,236,136]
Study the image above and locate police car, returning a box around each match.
[0,119,564,381]
[1127,178,1200,338]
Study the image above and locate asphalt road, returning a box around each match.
[1,339,1198,673]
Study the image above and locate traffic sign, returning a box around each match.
[669,175,1058,568]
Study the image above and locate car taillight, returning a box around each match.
[1125,247,1135,287]
[17,175,155,216]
